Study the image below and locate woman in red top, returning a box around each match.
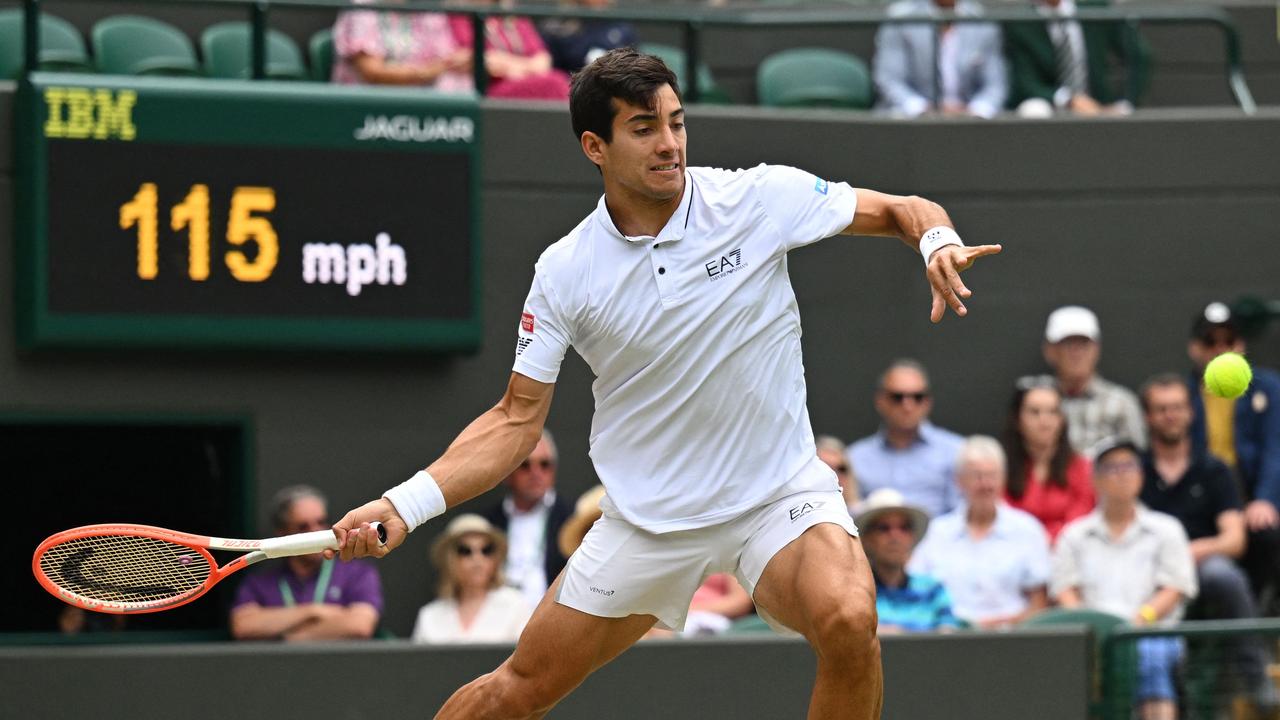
[449,5,570,100]
[1001,379,1094,541]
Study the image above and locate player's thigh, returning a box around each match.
[752,522,876,639]
[503,574,657,699]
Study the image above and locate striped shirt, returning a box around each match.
[874,571,962,632]
[1026,374,1147,453]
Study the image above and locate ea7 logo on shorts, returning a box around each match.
[521,312,535,332]
[788,501,827,522]
[705,248,746,281]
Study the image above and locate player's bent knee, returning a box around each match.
[810,590,879,665]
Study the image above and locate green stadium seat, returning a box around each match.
[756,47,873,109]
[201,22,307,81]
[639,43,732,105]
[308,28,334,82]
[92,15,200,77]
[724,614,773,634]
[0,10,92,79]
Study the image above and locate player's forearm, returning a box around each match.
[229,606,317,640]
[845,190,953,249]
[428,390,552,508]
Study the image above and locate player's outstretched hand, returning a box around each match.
[927,243,1003,323]
[327,498,408,561]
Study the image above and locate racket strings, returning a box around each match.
[38,534,213,603]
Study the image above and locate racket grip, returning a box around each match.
[259,522,388,558]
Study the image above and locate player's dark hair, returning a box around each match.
[570,48,681,144]
[1138,372,1189,412]
[1001,381,1075,498]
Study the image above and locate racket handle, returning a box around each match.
[260,522,387,558]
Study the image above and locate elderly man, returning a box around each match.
[855,489,959,633]
[480,429,573,610]
[1053,439,1197,720]
[1027,305,1145,453]
[231,485,382,641]
[849,359,964,517]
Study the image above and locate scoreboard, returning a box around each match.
[15,73,482,351]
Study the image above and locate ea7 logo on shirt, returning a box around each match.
[815,178,829,195]
[788,500,827,522]
[515,337,533,356]
[705,248,746,281]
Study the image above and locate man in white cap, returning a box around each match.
[1027,305,1145,453]
[854,489,959,633]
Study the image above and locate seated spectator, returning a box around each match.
[1186,302,1280,608]
[331,0,473,91]
[1053,439,1197,720]
[910,436,1050,628]
[817,434,860,511]
[1001,378,1094,541]
[848,359,964,517]
[1139,374,1272,707]
[873,0,1006,118]
[856,489,961,633]
[1025,305,1146,453]
[411,514,532,644]
[1003,0,1149,117]
[231,485,382,641]
[449,5,571,100]
[538,0,638,75]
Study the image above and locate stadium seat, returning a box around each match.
[0,10,92,79]
[756,48,873,109]
[308,28,334,82]
[201,22,307,81]
[92,15,200,77]
[638,43,732,105]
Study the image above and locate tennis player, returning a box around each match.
[330,48,1001,719]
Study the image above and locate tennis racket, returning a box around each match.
[32,521,386,614]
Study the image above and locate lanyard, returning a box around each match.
[279,558,334,607]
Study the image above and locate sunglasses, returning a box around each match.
[869,520,914,535]
[1095,459,1140,477]
[455,543,497,558]
[833,464,850,474]
[885,391,929,404]
[520,459,555,471]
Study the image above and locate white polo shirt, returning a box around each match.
[513,164,859,533]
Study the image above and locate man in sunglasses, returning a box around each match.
[848,359,964,518]
[854,489,959,633]
[1186,302,1280,608]
[479,430,573,610]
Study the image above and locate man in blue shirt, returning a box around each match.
[848,359,965,517]
[855,489,960,633]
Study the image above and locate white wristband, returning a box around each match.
[383,470,446,533]
[918,226,964,267]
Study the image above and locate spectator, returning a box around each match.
[331,1,472,91]
[1139,374,1271,706]
[1001,378,1094,541]
[817,434,860,511]
[481,429,573,610]
[910,436,1051,628]
[1187,302,1280,608]
[411,514,532,644]
[873,0,1007,119]
[1053,439,1197,720]
[855,488,961,633]
[231,485,382,641]
[1004,0,1149,117]
[557,484,606,559]
[1026,305,1146,453]
[449,5,571,100]
[538,0,638,75]
[848,359,964,517]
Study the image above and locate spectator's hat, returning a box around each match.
[852,489,929,542]
[430,513,507,571]
[1088,437,1141,465]
[1190,301,1240,342]
[558,485,606,557]
[1044,305,1101,343]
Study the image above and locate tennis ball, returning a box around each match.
[1204,352,1252,399]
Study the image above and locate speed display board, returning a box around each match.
[15,73,482,351]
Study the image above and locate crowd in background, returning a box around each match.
[331,0,1148,116]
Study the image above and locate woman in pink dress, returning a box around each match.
[449,4,570,100]
[332,0,473,92]
[1001,380,1094,541]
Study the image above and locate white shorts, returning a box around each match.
[555,489,858,633]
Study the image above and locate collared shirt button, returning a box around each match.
[658,267,666,274]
